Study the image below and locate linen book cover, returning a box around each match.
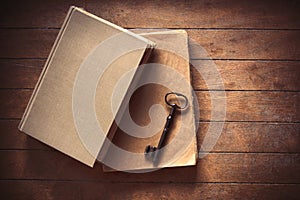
[18,6,155,167]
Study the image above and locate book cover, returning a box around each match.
[18,6,155,167]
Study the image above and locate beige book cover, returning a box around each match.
[101,30,198,172]
[18,6,155,167]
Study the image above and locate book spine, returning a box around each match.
[98,45,155,163]
[18,6,76,131]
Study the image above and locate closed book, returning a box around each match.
[18,6,155,167]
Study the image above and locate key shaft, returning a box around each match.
[152,105,177,163]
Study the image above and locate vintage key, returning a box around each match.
[144,92,188,164]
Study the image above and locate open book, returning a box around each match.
[101,29,198,171]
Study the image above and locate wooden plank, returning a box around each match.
[2,120,299,153]
[0,150,299,183]
[1,181,299,200]
[0,29,57,59]
[1,29,300,60]
[198,122,300,153]
[0,0,299,29]
[1,90,299,122]
[0,89,31,119]
[191,60,300,91]
[197,91,300,122]
[2,59,300,91]
[0,0,84,28]
[0,120,49,150]
[0,59,43,88]
[188,30,300,60]
[86,0,300,29]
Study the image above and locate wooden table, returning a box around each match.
[0,0,299,199]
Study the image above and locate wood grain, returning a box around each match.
[1,120,299,153]
[0,120,48,150]
[1,29,299,59]
[1,181,299,200]
[191,60,300,91]
[0,59,43,88]
[198,122,300,153]
[1,0,299,29]
[2,59,300,91]
[0,150,299,183]
[0,29,57,59]
[197,91,300,122]
[0,89,32,119]
[86,0,300,29]
[1,0,300,198]
[0,0,84,28]
[1,90,299,122]
[188,30,300,59]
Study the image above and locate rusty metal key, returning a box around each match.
[144,92,188,164]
